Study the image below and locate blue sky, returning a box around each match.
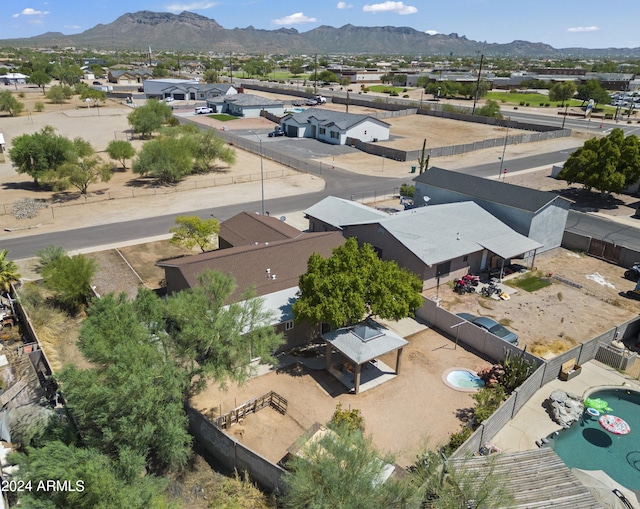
[2,1,639,49]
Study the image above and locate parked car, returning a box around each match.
[456,313,519,345]
[195,106,213,114]
[92,81,102,85]
[305,99,318,106]
[268,127,285,137]
[163,97,174,103]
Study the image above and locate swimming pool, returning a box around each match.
[442,368,485,392]
[550,387,640,489]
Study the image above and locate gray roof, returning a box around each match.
[304,196,389,230]
[225,94,284,107]
[322,319,408,364]
[283,108,389,130]
[346,202,542,265]
[413,167,567,213]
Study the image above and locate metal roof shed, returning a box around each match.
[322,319,408,394]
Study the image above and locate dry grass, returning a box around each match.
[529,336,578,357]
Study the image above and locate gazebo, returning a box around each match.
[322,319,408,394]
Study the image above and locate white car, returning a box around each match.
[195,106,213,114]
[163,97,174,103]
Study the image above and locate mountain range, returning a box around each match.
[2,10,639,58]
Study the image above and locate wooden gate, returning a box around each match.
[587,238,621,263]
[214,391,288,430]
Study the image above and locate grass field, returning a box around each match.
[506,273,552,292]
[367,85,407,94]
[487,91,622,116]
[208,114,237,121]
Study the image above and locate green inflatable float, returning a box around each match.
[584,398,612,413]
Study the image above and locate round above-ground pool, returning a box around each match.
[442,368,485,392]
[549,387,640,490]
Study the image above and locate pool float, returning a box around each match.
[586,407,600,417]
[599,414,631,435]
[584,397,612,413]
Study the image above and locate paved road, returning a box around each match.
[3,148,639,260]
[565,210,640,251]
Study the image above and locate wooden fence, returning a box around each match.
[214,391,288,430]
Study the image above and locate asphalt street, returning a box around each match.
[1,147,622,260]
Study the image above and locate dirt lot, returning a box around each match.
[191,329,492,468]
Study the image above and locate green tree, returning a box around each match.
[549,81,576,106]
[28,70,51,94]
[576,79,611,106]
[131,134,193,183]
[282,426,403,509]
[477,99,502,118]
[152,63,169,78]
[46,84,73,104]
[10,441,173,508]
[558,128,640,194]
[127,99,173,139]
[79,87,107,107]
[289,59,304,76]
[193,129,236,172]
[318,70,339,83]
[106,140,135,170]
[170,215,220,252]
[293,237,423,328]
[60,293,192,474]
[41,253,97,312]
[0,90,24,116]
[164,270,284,391]
[56,138,112,194]
[203,68,219,83]
[8,126,75,186]
[0,249,21,292]
[36,245,66,273]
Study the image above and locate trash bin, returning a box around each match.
[410,166,417,173]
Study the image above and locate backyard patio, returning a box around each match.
[190,324,493,467]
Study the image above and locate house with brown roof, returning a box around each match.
[218,212,302,249]
[157,231,346,350]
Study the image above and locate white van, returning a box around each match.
[195,106,213,114]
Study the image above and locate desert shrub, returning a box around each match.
[400,183,415,198]
[472,386,505,423]
[330,402,364,433]
[34,101,45,112]
[519,101,525,106]
[443,427,472,456]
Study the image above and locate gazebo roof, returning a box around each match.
[322,319,408,365]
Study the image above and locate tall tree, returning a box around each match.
[28,70,51,94]
[56,137,112,194]
[549,81,576,106]
[576,79,611,107]
[8,125,75,186]
[9,441,173,508]
[558,128,640,194]
[193,129,236,172]
[0,249,21,292]
[282,425,403,509]
[293,237,423,328]
[131,134,193,183]
[203,68,219,84]
[127,99,173,139]
[41,253,97,313]
[60,292,193,474]
[0,90,24,117]
[170,215,220,252]
[164,270,284,391]
[106,140,135,170]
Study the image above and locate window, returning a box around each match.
[285,320,294,331]
[463,255,468,262]
[436,261,451,277]
[330,131,339,139]
[319,127,326,135]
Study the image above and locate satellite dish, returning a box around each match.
[423,196,431,203]
[279,216,286,222]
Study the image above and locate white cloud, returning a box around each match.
[64,25,81,29]
[272,12,317,25]
[567,26,600,33]
[166,1,217,12]
[425,29,439,35]
[12,7,50,17]
[363,1,417,15]
[337,1,353,8]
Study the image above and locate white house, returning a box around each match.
[142,78,200,100]
[281,109,390,145]
[0,73,29,85]
[206,94,285,118]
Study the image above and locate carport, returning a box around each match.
[322,319,408,394]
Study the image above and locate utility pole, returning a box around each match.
[229,51,233,83]
[314,53,318,95]
[472,54,484,115]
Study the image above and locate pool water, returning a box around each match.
[446,370,485,389]
[550,388,640,489]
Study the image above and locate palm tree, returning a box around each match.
[0,249,21,292]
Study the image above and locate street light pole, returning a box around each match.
[259,137,265,215]
[498,119,510,179]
